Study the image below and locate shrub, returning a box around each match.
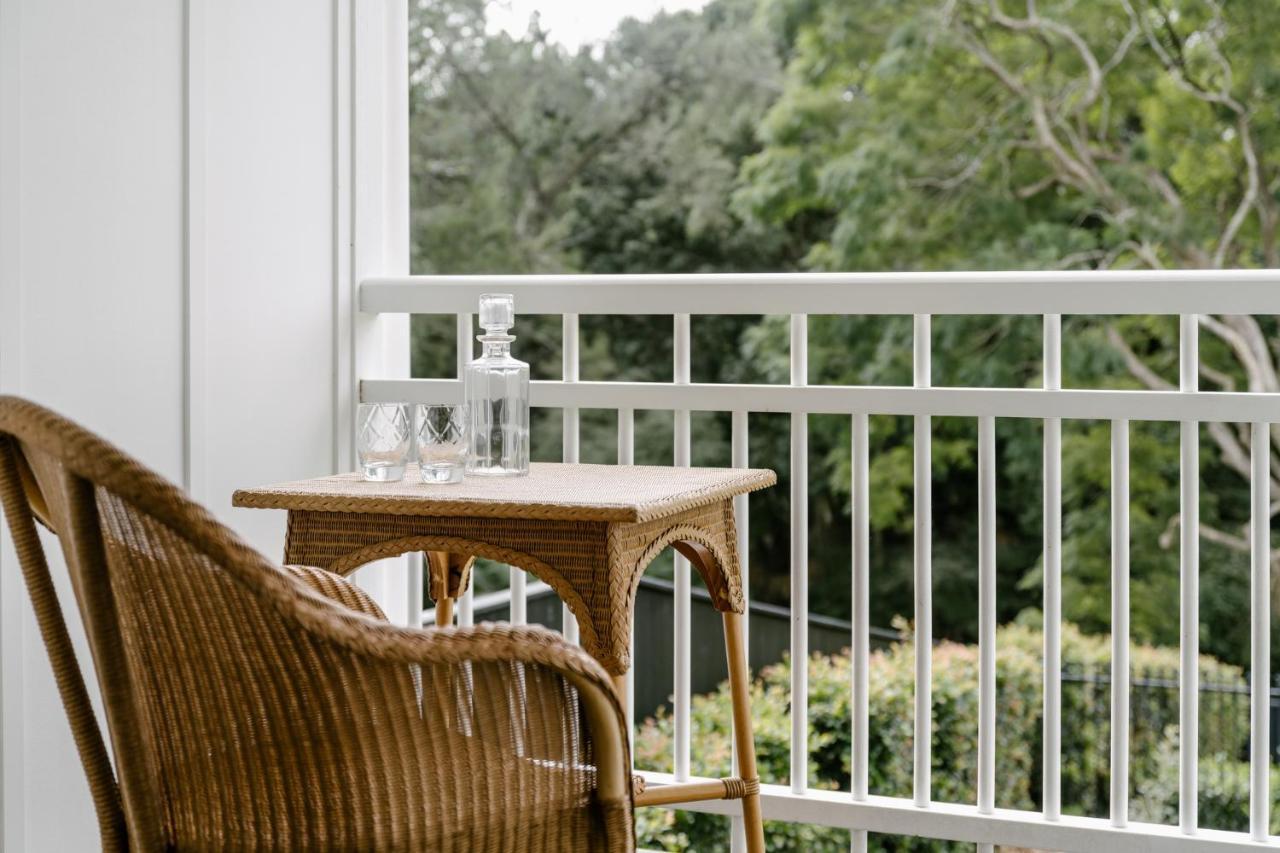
[1131,727,1280,835]
[633,621,1245,851]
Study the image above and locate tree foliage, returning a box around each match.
[408,0,1280,667]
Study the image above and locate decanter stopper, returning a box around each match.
[479,293,515,332]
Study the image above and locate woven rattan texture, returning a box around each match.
[0,395,634,852]
[284,563,388,619]
[283,499,741,675]
[234,461,775,523]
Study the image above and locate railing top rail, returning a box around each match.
[361,269,1280,315]
[363,378,1280,423]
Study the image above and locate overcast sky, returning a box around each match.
[486,0,711,50]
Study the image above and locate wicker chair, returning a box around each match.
[0,396,633,852]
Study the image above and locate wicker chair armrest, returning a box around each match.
[272,569,609,688]
[270,570,621,727]
[282,563,388,621]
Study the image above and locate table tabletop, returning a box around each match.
[232,462,776,524]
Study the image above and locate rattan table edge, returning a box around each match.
[232,468,777,525]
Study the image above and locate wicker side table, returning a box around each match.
[234,461,776,852]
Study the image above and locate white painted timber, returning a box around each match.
[790,313,808,795]
[362,379,1280,424]
[3,0,350,845]
[674,313,691,782]
[4,2,186,848]
[1111,420,1130,827]
[455,313,475,626]
[913,314,931,808]
[851,412,870,853]
[361,270,1280,316]
[618,407,635,756]
[1042,313,1062,822]
[1178,314,1199,835]
[562,313,580,644]
[637,772,1278,852]
[731,408,750,853]
[977,416,996,817]
[1250,422,1271,842]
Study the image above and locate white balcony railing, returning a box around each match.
[359,270,1280,852]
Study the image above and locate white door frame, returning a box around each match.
[338,0,412,620]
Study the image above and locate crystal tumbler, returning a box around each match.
[356,403,411,481]
[415,404,468,484]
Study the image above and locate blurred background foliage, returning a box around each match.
[634,623,1264,850]
[407,0,1280,670]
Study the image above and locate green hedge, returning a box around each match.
[633,621,1253,851]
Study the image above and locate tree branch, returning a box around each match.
[987,0,1105,112]
[1215,315,1279,392]
[437,46,549,209]
[1158,513,1247,552]
[1106,323,1171,389]
[1106,323,1256,483]
[1213,116,1260,268]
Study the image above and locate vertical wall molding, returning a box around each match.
[332,0,353,473]
[183,0,206,499]
[0,0,17,396]
[382,0,410,382]
[340,0,410,617]
[0,2,20,392]
[0,0,25,846]
[335,0,408,471]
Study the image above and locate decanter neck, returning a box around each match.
[478,333,515,357]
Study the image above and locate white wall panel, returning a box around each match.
[18,0,186,480]
[202,0,335,555]
[4,2,184,849]
[0,1,342,848]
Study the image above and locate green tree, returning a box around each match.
[408,0,1280,666]
[738,0,1280,662]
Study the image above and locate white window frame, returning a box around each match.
[339,0,416,622]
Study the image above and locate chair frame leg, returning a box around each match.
[427,550,455,626]
[724,611,765,853]
[434,596,454,627]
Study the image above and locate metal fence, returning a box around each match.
[367,270,1280,851]
[465,575,1276,833]
[461,573,900,716]
[1062,663,1278,833]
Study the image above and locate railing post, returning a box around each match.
[851,411,870,853]
[913,313,932,808]
[618,407,635,756]
[1250,421,1271,841]
[1042,313,1062,821]
[674,313,692,782]
[732,408,751,853]
[446,312,474,625]
[977,415,996,853]
[562,313,580,642]
[1111,418,1130,828]
[791,312,809,795]
[1179,313,1199,835]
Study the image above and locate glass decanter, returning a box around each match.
[464,293,530,476]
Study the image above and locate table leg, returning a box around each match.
[435,596,454,627]
[724,611,765,853]
[426,550,455,627]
